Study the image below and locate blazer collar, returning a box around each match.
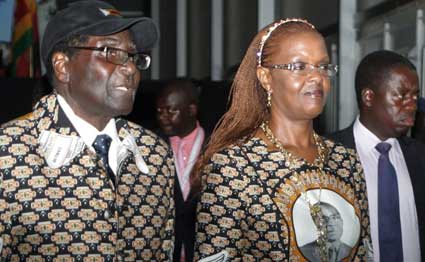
[33,94,149,173]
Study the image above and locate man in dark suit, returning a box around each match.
[156,78,205,262]
[328,50,425,262]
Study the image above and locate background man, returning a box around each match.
[156,78,205,262]
[0,1,174,261]
[328,50,425,262]
[300,202,352,262]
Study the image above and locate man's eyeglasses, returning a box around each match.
[263,62,338,77]
[68,46,151,70]
[323,213,342,223]
[157,107,180,115]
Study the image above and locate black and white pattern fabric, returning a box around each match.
[194,137,372,261]
[0,94,175,261]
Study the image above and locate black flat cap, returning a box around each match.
[41,0,159,67]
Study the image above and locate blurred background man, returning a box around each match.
[156,78,205,262]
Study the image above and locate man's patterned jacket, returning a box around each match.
[0,94,175,261]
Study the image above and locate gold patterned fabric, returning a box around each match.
[194,137,372,262]
[0,94,175,261]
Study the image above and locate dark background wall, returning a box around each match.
[0,78,35,124]
[0,78,230,135]
[2,0,344,134]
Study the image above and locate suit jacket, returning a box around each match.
[173,181,199,262]
[0,94,175,261]
[159,131,205,262]
[327,124,425,258]
[300,240,352,262]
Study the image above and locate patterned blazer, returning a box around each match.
[0,94,175,261]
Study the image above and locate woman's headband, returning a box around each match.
[256,18,315,67]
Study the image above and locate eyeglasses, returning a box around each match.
[68,46,151,70]
[323,213,342,223]
[263,62,338,77]
[157,107,180,115]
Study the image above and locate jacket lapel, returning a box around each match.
[398,136,425,257]
[34,94,87,169]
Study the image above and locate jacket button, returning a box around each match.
[104,210,110,219]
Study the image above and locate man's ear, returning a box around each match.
[52,52,70,84]
[256,67,272,93]
[189,104,198,118]
[361,88,375,108]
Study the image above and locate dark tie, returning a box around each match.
[328,245,337,262]
[93,134,115,184]
[375,142,403,262]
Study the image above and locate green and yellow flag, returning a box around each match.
[11,0,41,78]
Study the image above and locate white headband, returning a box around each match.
[256,18,315,67]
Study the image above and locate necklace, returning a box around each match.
[260,122,329,262]
[260,122,327,169]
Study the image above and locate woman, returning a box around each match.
[193,19,372,261]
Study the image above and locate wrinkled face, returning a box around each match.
[321,205,343,242]
[261,31,331,121]
[156,90,196,137]
[65,30,141,121]
[370,66,418,139]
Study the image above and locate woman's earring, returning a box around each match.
[267,90,272,107]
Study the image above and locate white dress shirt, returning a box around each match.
[353,117,421,262]
[57,95,124,174]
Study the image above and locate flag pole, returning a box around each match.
[29,45,33,77]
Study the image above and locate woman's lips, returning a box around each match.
[304,89,324,98]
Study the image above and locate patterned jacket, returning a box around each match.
[194,137,372,262]
[0,94,175,261]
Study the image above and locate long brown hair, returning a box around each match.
[191,20,318,193]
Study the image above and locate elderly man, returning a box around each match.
[0,1,174,261]
[156,79,205,262]
[329,50,425,262]
[300,202,352,262]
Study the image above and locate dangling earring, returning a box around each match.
[267,90,272,108]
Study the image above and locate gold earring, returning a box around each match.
[267,90,272,107]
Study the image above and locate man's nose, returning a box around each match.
[120,59,138,76]
[157,110,170,120]
[326,218,338,226]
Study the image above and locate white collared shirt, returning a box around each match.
[353,117,421,262]
[57,95,123,174]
